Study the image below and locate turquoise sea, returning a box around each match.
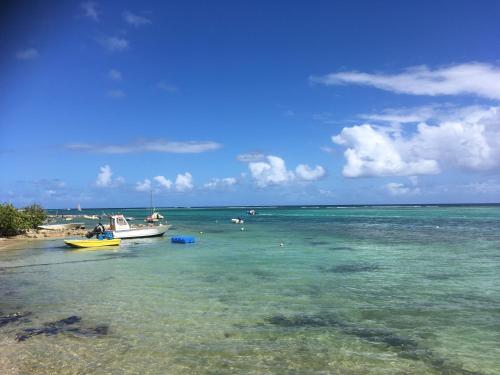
[1,205,499,374]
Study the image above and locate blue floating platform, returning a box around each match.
[171,236,196,244]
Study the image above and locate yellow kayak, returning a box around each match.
[64,239,121,248]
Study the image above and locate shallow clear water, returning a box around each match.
[1,206,499,374]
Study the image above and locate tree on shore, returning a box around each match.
[0,203,47,237]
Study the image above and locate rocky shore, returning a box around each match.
[16,228,88,239]
[0,228,87,252]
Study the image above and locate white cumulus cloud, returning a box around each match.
[248,155,295,187]
[135,179,151,192]
[332,106,500,177]
[204,177,237,189]
[95,165,124,187]
[295,164,326,181]
[96,165,112,187]
[175,173,193,192]
[154,175,173,190]
[312,63,500,100]
[332,124,440,177]
[245,155,327,187]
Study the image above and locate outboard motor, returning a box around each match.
[85,223,105,238]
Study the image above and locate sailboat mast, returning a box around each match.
[150,190,153,215]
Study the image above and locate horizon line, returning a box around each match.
[42,202,500,211]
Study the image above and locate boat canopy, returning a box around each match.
[110,215,130,231]
[152,212,164,219]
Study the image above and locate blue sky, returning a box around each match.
[1,0,500,208]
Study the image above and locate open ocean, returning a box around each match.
[1,205,499,374]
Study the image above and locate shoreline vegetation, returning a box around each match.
[0,203,87,251]
[0,203,162,251]
[0,203,46,237]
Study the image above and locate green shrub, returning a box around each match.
[21,204,47,230]
[0,204,24,236]
[0,203,47,237]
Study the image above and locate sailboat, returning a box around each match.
[145,190,164,223]
[77,203,82,212]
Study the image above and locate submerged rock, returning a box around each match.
[64,324,109,338]
[328,246,354,251]
[267,313,343,328]
[15,315,108,342]
[266,312,485,375]
[343,325,419,350]
[322,263,380,273]
[0,311,32,327]
[251,269,274,280]
[51,315,81,326]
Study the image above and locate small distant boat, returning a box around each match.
[145,212,164,223]
[83,215,100,220]
[231,218,244,224]
[77,203,82,212]
[39,223,85,230]
[110,215,170,239]
[64,238,121,248]
[247,209,257,215]
[144,190,164,223]
[125,217,135,221]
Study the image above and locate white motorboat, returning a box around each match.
[231,218,244,224]
[109,214,170,239]
[83,215,100,220]
[38,223,85,230]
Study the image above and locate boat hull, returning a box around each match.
[112,224,170,239]
[64,239,121,248]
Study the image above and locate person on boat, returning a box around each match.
[85,222,105,238]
